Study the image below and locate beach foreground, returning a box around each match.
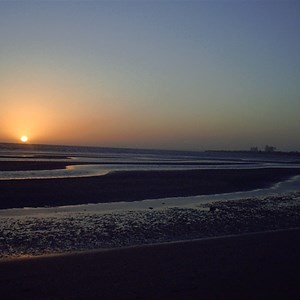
[1,157,300,299]
[1,229,299,300]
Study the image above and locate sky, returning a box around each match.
[1,0,300,151]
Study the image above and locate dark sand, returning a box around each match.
[0,229,299,300]
[0,161,75,171]
[1,167,300,209]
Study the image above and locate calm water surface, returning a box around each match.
[1,143,300,180]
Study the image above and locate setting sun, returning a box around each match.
[20,136,28,143]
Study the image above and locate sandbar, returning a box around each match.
[1,168,300,209]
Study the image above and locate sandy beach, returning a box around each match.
[1,190,299,258]
[1,160,300,299]
[1,229,299,299]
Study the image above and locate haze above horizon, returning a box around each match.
[1,1,300,152]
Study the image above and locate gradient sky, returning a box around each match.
[1,0,300,151]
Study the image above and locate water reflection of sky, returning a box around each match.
[1,147,300,180]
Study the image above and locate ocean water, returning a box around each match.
[1,142,300,180]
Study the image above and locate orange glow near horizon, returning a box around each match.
[2,59,297,151]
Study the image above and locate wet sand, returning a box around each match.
[0,161,75,171]
[1,192,299,259]
[1,167,300,209]
[0,229,299,300]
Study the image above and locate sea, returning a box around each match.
[1,142,300,179]
[1,142,300,259]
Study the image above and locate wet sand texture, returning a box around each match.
[1,193,299,258]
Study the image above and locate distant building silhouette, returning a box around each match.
[250,147,259,152]
[265,145,276,152]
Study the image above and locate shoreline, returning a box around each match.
[1,228,299,299]
[1,168,300,209]
[1,192,299,259]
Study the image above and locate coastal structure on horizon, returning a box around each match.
[250,145,277,153]
[264,145,276,153]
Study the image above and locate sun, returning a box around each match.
[20,135,28,143]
